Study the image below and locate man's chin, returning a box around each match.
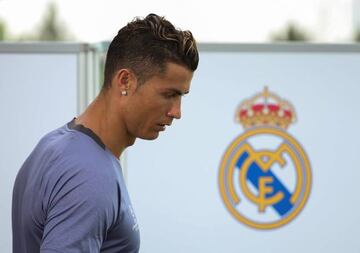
[138,132,160,140]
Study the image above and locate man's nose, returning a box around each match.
[168,98,181,119]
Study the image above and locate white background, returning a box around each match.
[0,0,356,42]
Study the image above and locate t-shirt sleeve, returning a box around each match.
[40,163,118,253]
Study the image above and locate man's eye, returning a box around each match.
[163,93,177,98]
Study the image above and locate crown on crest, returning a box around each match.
[235,87,297,129]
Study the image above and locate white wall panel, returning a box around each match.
[0,50,78,253]
[126,45,360,253]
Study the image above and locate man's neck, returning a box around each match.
[75,92,136,158]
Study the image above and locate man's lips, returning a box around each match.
[157,123,171,131]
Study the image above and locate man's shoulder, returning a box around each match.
[41,124,104,156]
[35,124,112,175]
[35,124,119,193]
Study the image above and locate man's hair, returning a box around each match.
[103,13,199,88]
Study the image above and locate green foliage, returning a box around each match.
[37,2,70,41]
[270,22,310,42]
[0,19,6,40]
[354,29,360,42]
[2,1,72,41]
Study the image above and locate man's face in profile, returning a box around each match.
[123,62,193,140]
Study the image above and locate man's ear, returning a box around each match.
[113,69,130,91]
[113,69,139,96]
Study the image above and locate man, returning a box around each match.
[12,13,199,253]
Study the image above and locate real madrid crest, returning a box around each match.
[218,87,312,229]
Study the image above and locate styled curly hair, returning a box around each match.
[103,13,199,88]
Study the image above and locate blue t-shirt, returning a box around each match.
[12,119,140,253]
